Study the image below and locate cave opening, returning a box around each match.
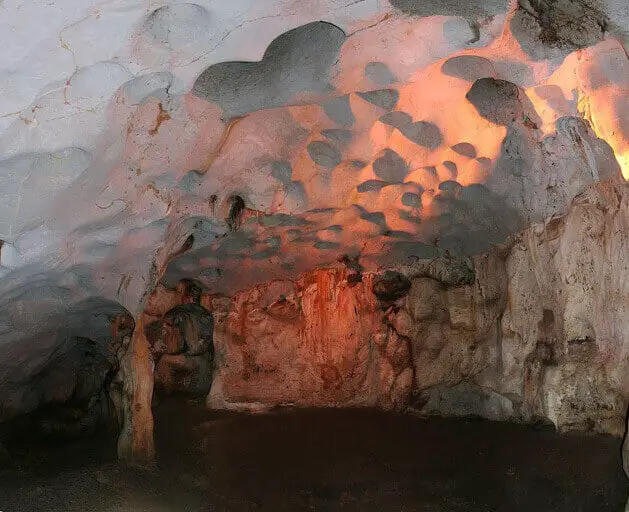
[2,3,629,511]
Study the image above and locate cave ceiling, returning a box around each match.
[0,0,629,402]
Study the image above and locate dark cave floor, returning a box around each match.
[0,400,627,512]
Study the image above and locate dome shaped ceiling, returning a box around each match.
[0,0,629,418]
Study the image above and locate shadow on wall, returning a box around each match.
[0,296,134,439]
[192,21,346,119]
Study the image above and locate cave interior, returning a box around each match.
[2,0,629,510]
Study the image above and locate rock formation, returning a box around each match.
[1,1,629,494]
[147,301,215,397]
[137,179,629,440]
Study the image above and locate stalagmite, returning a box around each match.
[115,316,155,463]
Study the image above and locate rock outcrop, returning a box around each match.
[494,181,629,435]
[409,180,629,436]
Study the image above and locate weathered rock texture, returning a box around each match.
[137,181,629,441]
[196,251,504,415]
[417,180,629,436]
[2,0,629,477]
[114,317,155,463]
[207,269,413,411]
[146,301,215,397]
[492,182,629,434]
[418,181,629,436]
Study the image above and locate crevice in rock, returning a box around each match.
[225,195,246,231]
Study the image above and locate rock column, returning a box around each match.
[116,316,155,464]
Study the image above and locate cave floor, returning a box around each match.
[0,400,627,512]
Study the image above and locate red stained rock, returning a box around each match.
[208,268,413,411]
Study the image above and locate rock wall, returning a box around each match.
[143,180,629,439]
[495,180,629,435]
[146,300,215,398]
[4,1,629,464]
[198,250,509,415]
[206,269,413,411]
[412,179,629,436]
[0,302,134,440]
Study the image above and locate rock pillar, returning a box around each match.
[116,316,155,464]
